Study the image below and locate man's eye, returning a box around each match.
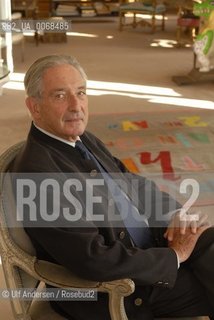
[55,93,66,99]
[78,90,86,96]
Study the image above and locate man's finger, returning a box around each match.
[178,218,187,234]
[190,220,197,234]
[164,227,174,241]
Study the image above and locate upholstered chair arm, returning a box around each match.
[34,260,99,288]
[34,260,135,320]
[99,279,135,320]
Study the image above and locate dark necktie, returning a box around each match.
[75,140,152,249]
[75,140,91,160]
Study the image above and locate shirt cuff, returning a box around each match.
[174,250,180,269]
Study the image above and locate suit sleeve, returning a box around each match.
[26,224,178,288]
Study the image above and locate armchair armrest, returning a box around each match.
[34,259,99,288]
[34,259,135,320]
[100,279,135,320]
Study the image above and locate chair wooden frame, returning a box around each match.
[0,142,135,320]
[119,0,166,32]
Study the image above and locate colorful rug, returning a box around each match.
[88,110,214,212]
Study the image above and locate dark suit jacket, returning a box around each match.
[10,124,179,320]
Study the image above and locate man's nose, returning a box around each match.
[67,93,80,110]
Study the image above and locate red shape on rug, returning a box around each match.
[139,151,180,180]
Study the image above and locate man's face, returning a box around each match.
[27,64,88,142]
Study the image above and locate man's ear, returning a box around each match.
[25,97,41,120]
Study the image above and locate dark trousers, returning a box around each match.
[149,227,214,319]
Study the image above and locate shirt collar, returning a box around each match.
[33,123,80,147]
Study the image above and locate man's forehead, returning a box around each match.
[49,84,86,93]
[42,64,85,86]
[43,64,83,79]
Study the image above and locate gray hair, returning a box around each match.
[24,55,87,98]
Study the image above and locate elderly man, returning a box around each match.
[10,55,214,320]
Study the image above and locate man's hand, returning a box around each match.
[168,225,210,263]
[164,210,209,241]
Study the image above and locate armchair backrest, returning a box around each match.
[0,141,39,318]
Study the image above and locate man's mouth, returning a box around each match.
[65,118,82,122]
